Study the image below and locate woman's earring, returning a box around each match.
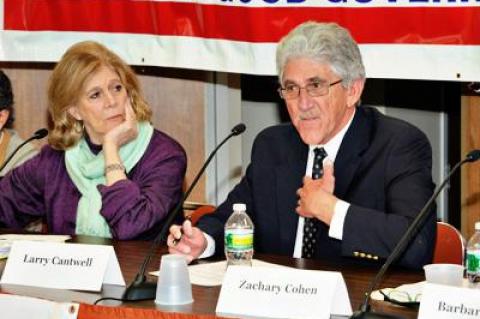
[75,121,84,134]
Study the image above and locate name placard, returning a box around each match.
[0,293,78,319]
[0,240,125,291]
[216,265,352,319]
[419,283,480,318]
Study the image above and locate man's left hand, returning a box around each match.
[296,161,337,225]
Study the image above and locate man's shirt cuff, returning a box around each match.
[198,232,216,259]
[328,200,350,240]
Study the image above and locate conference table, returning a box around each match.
[0,233,422,318]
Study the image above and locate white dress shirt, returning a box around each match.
[292,110,355,258]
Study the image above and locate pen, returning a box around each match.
[172,216,191,246]
[172,231,183,246]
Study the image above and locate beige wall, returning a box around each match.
[461,95,480,240]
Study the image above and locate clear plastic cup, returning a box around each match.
[423,263,464,287]
[155,254,194,305]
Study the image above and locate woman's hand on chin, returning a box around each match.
[103,100,138,150]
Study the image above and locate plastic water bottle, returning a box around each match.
[224,203,254,266]
[466,222,480,283]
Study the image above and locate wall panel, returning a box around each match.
[461,95,480,240]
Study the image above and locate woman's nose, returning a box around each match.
[104,92,116,108]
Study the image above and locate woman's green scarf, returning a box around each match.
[65,122,153,238]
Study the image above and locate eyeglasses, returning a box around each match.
[278,79,342,100]
[379,289,421,309]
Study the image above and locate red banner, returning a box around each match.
[4,0,480,44]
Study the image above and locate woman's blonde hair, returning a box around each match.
[47,41,152,150]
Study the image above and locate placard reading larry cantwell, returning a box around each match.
[216,265,352,319]
[0,240,125,291]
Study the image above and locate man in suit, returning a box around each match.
[168,21,436,269]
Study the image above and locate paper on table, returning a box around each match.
[371,281,425,303]
[0,234,71,259]
[150,259,288,286]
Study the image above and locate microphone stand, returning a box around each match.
[350,150,480,319]
[0,128,48,173]
[122,123,246,301]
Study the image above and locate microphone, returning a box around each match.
[350,149,480,319]
[0,128,48,173]
[122,123,246,301]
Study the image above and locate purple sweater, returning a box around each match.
[0,130,187,240]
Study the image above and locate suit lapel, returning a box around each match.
[334,107,373,198]
[275,128,308,253]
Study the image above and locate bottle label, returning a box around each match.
[467,250,480,272]
[225,229,253,252]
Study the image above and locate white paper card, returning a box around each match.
[0,240,125,291]
[216,265,352,319]
[419,283,480,319]
[0,293,78,319]
[0,234,71,259]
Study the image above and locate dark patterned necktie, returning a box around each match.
[301,147,328,258]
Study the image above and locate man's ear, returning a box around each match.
[67,106,82,121]
[346,78,365,108]
[0,109,10,129]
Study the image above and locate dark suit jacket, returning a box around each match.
[197,106,436,269]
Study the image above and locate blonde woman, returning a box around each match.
[0,41,186,239]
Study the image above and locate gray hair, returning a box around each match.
[276,21,365,87]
